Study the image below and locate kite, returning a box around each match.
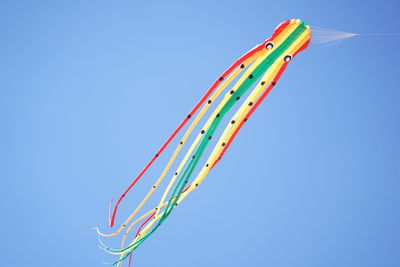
[94,19,311,266]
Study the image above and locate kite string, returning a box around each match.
[311,26,400,43]
[359,33,400,36]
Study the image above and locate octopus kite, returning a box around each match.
[95,19,311,266]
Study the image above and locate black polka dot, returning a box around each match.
[272,82,276,86]
[180,141,183,145]
[175,203,178,206]
[222,143,226,146]
[122,194,125,197]
[231,120,235,124]
[249,74,253,79]
[244,118,248,122]
[206,164,209,167]
[155,154,159,157]
[153,185,156,188]
[230,90,234,94]
[216,113,220,118]
[261,81,266,86]
[192,155,196,159]
[208,136,212,140]
[218,157,221,160]
[155,207,158,210]
[195,183,199,186]
[249,102,253,106]
[240,64,245,69]
[175,172,178,176]
[201,130,205,134]
[219,77,224,81]
[187,114,191,119]
[208,99,212,104]
[123,224,126,227]
[236,96,240,101]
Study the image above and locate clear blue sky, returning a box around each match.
[1,1,399,266]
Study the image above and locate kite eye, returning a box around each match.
[284,54,292,62]
[265,42,274,50]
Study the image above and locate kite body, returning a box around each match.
[97,19,311,266]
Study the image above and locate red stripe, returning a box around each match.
[294,37,310,56]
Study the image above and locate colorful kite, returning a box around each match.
[95,19,311,266]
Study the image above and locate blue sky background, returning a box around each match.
[1,1,399,266]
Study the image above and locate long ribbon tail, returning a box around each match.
[108,44,265,227]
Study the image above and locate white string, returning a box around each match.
[311,27,358,43]
[359,33,400,36]
[311,26,400,44]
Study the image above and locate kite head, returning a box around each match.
[261,19,311,62]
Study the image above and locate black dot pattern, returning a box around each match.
[208,100,212,104]
[175,172,178,176]
[187,115,191,119]
[153,185,156,188]
[265,42,274,50]
[216,113,220,118]
[272,82,276,86]
[222,143,226,146]
[206,163,209,167]
[180,141,183,145]
[249,74,253,79]
[231,120,235,124]
[155,154,159,157]
[236,96,240,101]
[240,64,245,68]
[208,136,212,140]
[249,102,253,106]
[201,130,205,134]
[230,90,235,95]
[261,81,266,86]
[219,77,224,81]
